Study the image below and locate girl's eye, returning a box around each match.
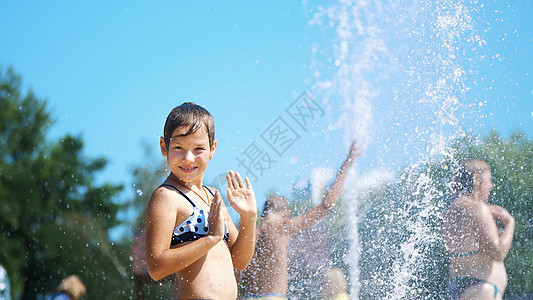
[196,147,206,151]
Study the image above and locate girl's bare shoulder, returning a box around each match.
[147,185,187,212]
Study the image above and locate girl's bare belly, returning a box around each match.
[174,241,237,299]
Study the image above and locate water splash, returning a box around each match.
[308,0,485,298]
[310,0,388,148]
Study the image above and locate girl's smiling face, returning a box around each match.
[160,125,217,185]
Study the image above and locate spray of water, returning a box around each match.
[309,0,485,298]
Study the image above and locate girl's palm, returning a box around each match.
[226,171,256,217]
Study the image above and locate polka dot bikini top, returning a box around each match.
[159,184,229,247]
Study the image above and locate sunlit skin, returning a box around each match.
[145,125,257,300]
[443,167,515,300]
[242,140,361,298]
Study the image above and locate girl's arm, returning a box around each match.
[474,203,515,261]
[145,187,226,281]
[225,171,257,271]
[289,140,361,235]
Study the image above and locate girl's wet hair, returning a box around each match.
[450,159,490,196]
[163,102,215,149]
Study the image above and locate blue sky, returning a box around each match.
[1,1,531,224]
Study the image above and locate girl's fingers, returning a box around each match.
[245,177,253,190]
[235,172,245,188]
[213,191,224,213]
[227,172,238,189]
[214,190,221,204]
[210,192,218,213]
[226,174,233,190]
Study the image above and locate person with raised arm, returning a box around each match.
[242,140,361,300]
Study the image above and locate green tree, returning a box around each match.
[0,67,130,299]
[125,141,167,232]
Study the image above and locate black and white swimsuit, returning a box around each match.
[159,184,229,247]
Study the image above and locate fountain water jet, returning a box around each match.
[308,0,486,298]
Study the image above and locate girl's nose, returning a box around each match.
[184,151,195,162]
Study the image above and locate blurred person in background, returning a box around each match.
[320,267,349,300]
[443,159,515,300]
[241,141,361,299]
[52,275,86,300]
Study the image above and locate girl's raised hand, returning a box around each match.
[226,171,257,219]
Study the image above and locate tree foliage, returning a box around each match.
[125,141,167,232]
[0,67,130,299]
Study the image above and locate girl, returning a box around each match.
[145,102,257,299]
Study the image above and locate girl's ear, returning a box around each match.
[160,137,168,157]
[209,140,218,159]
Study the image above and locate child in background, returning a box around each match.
[145,102,257,299]
[242,140,361,299]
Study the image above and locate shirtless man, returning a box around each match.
[443,159,515,300]
[241,141,361,299]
